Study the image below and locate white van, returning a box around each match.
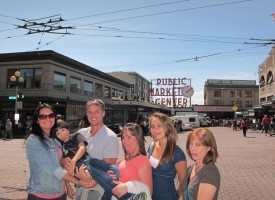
[171,115,200,129]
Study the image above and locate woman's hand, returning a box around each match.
[75,164,96,187]
[66,183,75,199]
[112,180,128,198]
[107,170,117,180]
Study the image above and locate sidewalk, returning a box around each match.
[0,127,275,199]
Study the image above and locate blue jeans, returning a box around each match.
[77,158,135,200]
[77,157,119,200]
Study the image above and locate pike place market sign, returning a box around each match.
[149,78,193,107]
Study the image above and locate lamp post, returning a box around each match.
[10,71,24,124]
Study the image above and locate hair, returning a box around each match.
[149,112,178,165]
[52,120,70,140]
[121,123,146,157]
[186,128,218,164]
[86,99,105,110]
[27,103,57,147]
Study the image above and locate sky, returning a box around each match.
[1,0,275,105]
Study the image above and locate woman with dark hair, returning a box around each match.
[25,103,93,200]
[181,128,220,200]
[148,112,187,200]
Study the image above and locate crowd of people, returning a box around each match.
[24,98,221,200]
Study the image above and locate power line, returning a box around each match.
[66,0,253,26]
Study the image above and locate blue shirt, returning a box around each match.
[148,143,186,200]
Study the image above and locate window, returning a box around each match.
[267,71,273,85]
[130,84,135,95]
[84,80,93,96]
[112,88,118,97]
[214,90,221,97]
[245,101,252,108]
[118,90,124,99]
[95,83,103,97]
[260,75,265,88]
[230,91,235,97]
[245,91,252,98]
[104,86,110,98]
[54,72,66,90]
[237,91,242,98]
[214,100,221,105]
[70,76,81,93]
[8,68,41,89]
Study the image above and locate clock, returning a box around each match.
[182,85,194,98]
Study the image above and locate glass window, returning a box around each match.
[130,84,135,95]
[214,100,221,105]
[54,72,66,90]
[95,83,103,97]
[230,91,235,97]
[70,76,81,93]
[237,91,242,98]
[112,88,118,97]
[116,90,123,99]
[104,86,111,98]
[84,80,93,96]
[245,101,252,107]
[214,90,221,97]
[245,91,252,98]
[8,68,41,89]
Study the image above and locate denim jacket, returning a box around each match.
[26,134,67,195]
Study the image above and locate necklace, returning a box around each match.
[125,152,140,161]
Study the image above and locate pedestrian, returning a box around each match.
[262,115,271,135]
[181,128,220,200]
[0,120,6,139]
[148,112,187,200]
[25,103,93,200]
[232,119,237,131]
[241,117,248,137]
[53,119,120,200]
[77,123,152,200]
[4,118,13,140]
[65,99,119,200]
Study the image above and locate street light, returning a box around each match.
[10,71,24,124]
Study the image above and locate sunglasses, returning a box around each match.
[38,113,55,120]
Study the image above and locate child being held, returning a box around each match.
[53,120,119,200]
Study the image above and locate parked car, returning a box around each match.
[181,122,192,131]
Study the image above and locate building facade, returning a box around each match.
[257,45,275,115]
[0,50,170,136]
[108,71,151,102]
[204,79,259,118]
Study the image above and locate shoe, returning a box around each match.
[128,192,147,200]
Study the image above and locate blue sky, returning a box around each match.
[1,0,274,104]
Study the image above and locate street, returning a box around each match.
[0,127,275,199]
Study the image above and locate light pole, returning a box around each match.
[10,71,24,124]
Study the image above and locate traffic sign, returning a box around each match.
[9,96,16,100]
[233,105,238,111]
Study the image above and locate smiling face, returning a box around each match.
[55,127,70,142]
[189,136,210,163]
[38,108,55,136]
[86,103,105,127]
[149,117,166,141]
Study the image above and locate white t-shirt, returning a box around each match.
[76,125,119,200]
